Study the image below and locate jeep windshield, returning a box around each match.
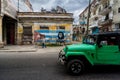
[83,35,97,45]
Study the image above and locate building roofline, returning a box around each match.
[18,12,73,16]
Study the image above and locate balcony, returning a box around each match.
[80,21,87,25]
[91,6,97,12]
[98,19,112,26]
[97,0,109,4]
[99,6,112,15]
[95,1,100,6]
[90,15,102,21]
[113,14,120,23]
[91,4,96,12]
[91,1,99,12]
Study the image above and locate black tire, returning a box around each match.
[67,59,85,75]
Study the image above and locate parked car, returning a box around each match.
[58,32,120,75]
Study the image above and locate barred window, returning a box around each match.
[23,26,32,34]
[40,26,49,30]
[57,26,65,30]
[118,7,120,13]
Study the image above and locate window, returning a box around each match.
[99,7,101,13]
[57,26,65,30]
[98,36,118,46]
[40,26,49,30]
[104,4,108,8]
[23,26,32,34]
[108,36,117,45]
[105,14,109,20]
[118,7,120,13]
[22,26,32,43]
[83,35,97,45]
[115,23,120,31]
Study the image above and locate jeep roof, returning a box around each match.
[89,31,120,36]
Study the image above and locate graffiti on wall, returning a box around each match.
[18,27,23,33]
[34,31,45,42]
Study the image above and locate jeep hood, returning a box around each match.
[66,43,96,52]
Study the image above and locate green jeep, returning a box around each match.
[58,32,120,75]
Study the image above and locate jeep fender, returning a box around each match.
[65,52,94,66]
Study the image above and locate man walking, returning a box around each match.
[41,36,46,48]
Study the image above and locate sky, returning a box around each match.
[30,0,90,24]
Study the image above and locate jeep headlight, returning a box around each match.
[60,50,65,55]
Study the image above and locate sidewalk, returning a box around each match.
[72,41,81,44]
[0,45,64,53]
[0,45,37,52]
[0,41,81,53]
[36,46,64,53]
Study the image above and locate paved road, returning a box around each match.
[0,52,120,80]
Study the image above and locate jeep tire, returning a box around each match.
[67,59,85,75]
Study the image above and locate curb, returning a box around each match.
[0,46,64,53]
[0,49,37,52]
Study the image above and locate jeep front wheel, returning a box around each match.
[67,59,84,75]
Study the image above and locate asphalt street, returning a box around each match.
[0,51,120,80]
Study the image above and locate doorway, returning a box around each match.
[3,16,17,45]
[6,23,15,45]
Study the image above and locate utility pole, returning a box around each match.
[86,0,91,35]
[18,0,19,12]
[17,0,19,45]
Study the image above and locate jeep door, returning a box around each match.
[97,35,120,64]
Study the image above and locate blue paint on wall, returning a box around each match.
[35,30,71,43]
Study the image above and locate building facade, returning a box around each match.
[17,12,73,44]
[79,7,88,34]
[79,0,120,34]
[0,0,73,47]
[113,0,120,31]
[89,0,99,34]
[97,0,113,32]
[0,0,33,47]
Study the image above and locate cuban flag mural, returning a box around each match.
[34,29,71,43]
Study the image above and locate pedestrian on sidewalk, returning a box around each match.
[41,36,46,48]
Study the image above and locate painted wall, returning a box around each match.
[33,23,72,43]
[17,23,72,44]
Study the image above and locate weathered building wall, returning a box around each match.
[79,0,120,33]
[113,0,120,31]
[1,0,17,19]
[12,0,33,12]
[0,16,3,47]
[34,23,72,43]
[0,0,33,47]
[17,12,73,44]
[17,22,73,44]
